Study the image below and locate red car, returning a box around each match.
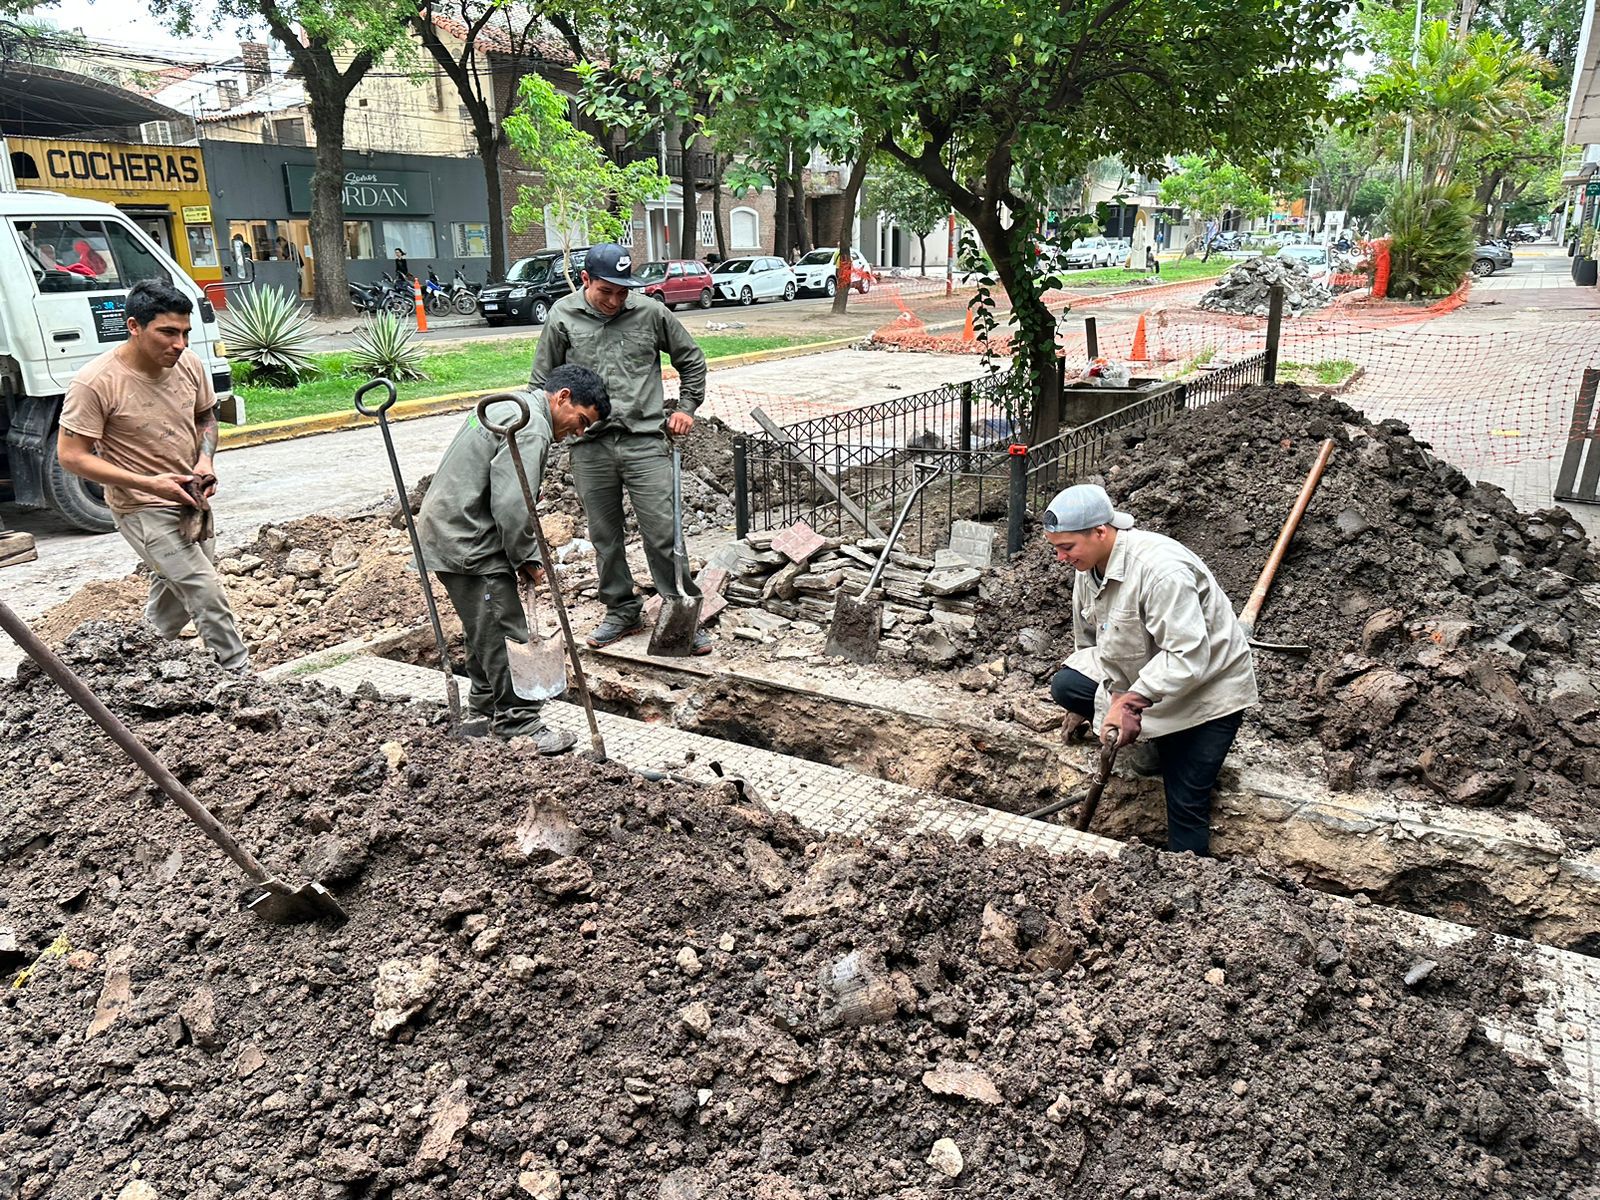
[638,259,715,310]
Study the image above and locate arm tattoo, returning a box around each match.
[196,405,219,458]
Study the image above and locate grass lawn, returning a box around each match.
[1277,359,1360,387]
[237,332,837,424]
[1052,257,1232,289]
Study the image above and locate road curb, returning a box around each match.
[218,333,867,451]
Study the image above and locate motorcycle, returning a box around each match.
[422,268,452,317]
[350,277,414,318]
[449,267,481,317]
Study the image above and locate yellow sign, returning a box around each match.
[11,138,205,191]
[181,205,212,225]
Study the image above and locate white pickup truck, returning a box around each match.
[0,190,233,532]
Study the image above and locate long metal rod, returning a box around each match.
[0,598,271,883]
[354,379,461,732]
[857,464,940,598]
[1239,437,1336,635]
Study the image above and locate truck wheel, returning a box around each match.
[44,439,115,533]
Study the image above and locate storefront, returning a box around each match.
[7,137,222,288]
[200,141,491,300]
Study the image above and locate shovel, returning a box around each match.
[647,440,703,657]
[475,392,607,761]
[0,599,347,925]
[825,461,943,664]
[354,378,462,734]
[506,577,568,701]
[1024,729,1121,832]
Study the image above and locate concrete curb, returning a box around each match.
[217,333,867,451]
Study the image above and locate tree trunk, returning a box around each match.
[790,163,810,254]
[918,232,927,275]
[677,120,698,259]
[478,127,508,280]
[829,151,871,315]
[774,168,789,260]
[1473,171,1502,238]
[306,85,353,318]
[710,152,727,259]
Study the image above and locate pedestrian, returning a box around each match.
[1041,484,1257,855]
[529,243,712,654]
[55,279,250,673]
[416,365,611,750]
[393,246,409,286]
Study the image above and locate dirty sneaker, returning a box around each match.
[1128,740,1162,777]
[691,629,714,657]
[459,715,492,738]
[509,726,577,755]
[586,616,646,649]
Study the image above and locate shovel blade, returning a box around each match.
[825,594,883,664]
[506,632,569,700]
[648,597,703,657]
[241,878,348,925]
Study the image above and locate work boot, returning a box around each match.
[691,629,714,657]
[459,716,492,738]
[586,615,646,649]
[507,725,578,755]
[1128,740,1161,778]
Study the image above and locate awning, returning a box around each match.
[1568,0,1600,143]
[0,62,191,139]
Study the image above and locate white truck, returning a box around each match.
[0,190,234,533]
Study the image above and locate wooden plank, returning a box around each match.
[1554,369,1599,502]
[750,407,886,538]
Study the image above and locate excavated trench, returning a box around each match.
[540,652,1600,955]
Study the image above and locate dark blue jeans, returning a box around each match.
[1049,666,1244,856]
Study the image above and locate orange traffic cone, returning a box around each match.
[961,305,976,342]
[1129,311,1147,360]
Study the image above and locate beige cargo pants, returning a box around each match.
[114,507,250,672]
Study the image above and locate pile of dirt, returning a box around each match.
[1,623,1595,1196]
[975,384,1600,834]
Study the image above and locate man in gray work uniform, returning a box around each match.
[417,364,611,752]
[530,243,712,654]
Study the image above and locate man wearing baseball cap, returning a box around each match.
[530,243,712,653]
[1042,483,1257,854]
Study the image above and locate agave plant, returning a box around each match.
[218,286,319,386]
[349,310,427,382]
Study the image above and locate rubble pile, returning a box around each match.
[1,623,1595,1197]
[1197,254,1334,316]
[703,522,990,666]
[974,384,1600,836]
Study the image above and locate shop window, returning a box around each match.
[345,221,376,259]
[15,218,169,293]
[186,223,219,270]
[450,222,488,257]
[382,220,436,260]
[730,207,759,250]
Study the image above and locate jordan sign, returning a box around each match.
[283,164,435,215]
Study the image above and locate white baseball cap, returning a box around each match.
[1043,484,1135,533]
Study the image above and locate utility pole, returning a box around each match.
[1399,0,1424,181]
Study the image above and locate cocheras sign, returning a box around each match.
[283,164,434,215]
[9,138,206,192]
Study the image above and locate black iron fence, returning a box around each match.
[733,349,1271,557]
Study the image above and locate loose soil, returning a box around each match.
[975,384,1600,840]
[1,625,1595,1197]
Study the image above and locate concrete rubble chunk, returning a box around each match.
[284,548,323,578]
[179,986,220,1049]
[744,838,794,896]
[978,904,1022,968]
[87,945,134,1039]
[1197,254,1333,316]
[923,566,982,597]
[678,1001,713,1039]
[780,851,864,919]
[515,798,585,861]
[921,1061,1002,1105]
[530,857,594,899]
[771,521,827,564]
[518,1162,562,1199]
[317,1147,380,1183]
[926,1138,965,1178]
[371,955,441,1038]
[115,1184,160,1200]
[415,1078,472,1169]
[236,1043,266,1078]
[949,520,997,568]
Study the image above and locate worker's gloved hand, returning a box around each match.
[1103,691,1152,748]
[1060,711,1088,743]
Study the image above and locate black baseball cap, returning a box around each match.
[584,244,644,287]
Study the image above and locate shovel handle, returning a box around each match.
[0,599,272,885]
[353,377,398,418]
[475,391,530,437]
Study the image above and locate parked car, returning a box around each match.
[710,256,796,305]
[1276,244,1334,282]
[1107,237,1132,265]
[476,248,589,325]
[791,247,873,296]
[1063,236,1117,269]
[1471,242,1514,277]
[637,259,715,310]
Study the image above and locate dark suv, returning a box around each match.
[477,247,590,325]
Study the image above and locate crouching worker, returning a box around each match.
[1042,484,1258,854]
[417,364,610,751]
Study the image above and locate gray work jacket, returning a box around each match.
[529,288,707,438]
[416,393,551,576]
[1065,528,1259,737]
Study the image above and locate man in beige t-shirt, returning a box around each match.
[57,279,249,671]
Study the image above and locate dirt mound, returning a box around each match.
[976,384,1600,835]
[1,622,1596,1197]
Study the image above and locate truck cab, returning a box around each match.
[0,190,233,532]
